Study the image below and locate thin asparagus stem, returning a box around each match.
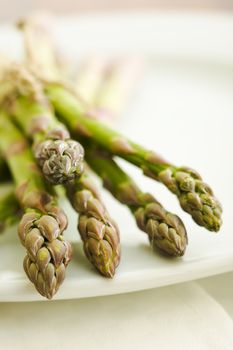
[17,16,61,81]
[94,57,144,119]
[74,56,143,122]
[74,56,108,106]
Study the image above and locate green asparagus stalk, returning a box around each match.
[86,148,187,256]
[0,111,72,299]
[66,169,120,277]
[93,57,143,120]
[74,57,143,122]
[74,56,108,106]
[17,16,61,81]
[18,14,73,83]
[45,84,222,232]
[1,64,84,184]
[0,183,21,232]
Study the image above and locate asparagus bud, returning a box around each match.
[18,206,71,299]
[66,171,120,277]
[34,125,84,184]
[158,167,222,232]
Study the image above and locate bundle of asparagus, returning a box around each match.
[0,15,222,299]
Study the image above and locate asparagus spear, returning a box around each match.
[74,56,108,106]
[66,169,120,277]
[17,16,61,81]
[46,85,222,232]
[93,57,144,120]
[0,63,84,185]
[0,183,21,232]
[74,56,143,122]
[0,111,72,299]
[86,148,187,256]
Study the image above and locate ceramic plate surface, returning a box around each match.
[0,11,233,301]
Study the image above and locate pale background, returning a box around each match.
[0,0,232,21]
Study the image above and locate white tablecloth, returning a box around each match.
[0,272,233,350]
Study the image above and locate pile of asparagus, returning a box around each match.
[0,17,222,299]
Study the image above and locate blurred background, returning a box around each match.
[0,0,232,20]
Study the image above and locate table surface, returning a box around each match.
[0,272,233,350]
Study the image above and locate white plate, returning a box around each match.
[0,11,233,301]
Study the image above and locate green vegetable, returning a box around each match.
[66,169,120,277]
[0,111,72,299]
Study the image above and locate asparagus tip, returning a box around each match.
[35,139,84,184]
